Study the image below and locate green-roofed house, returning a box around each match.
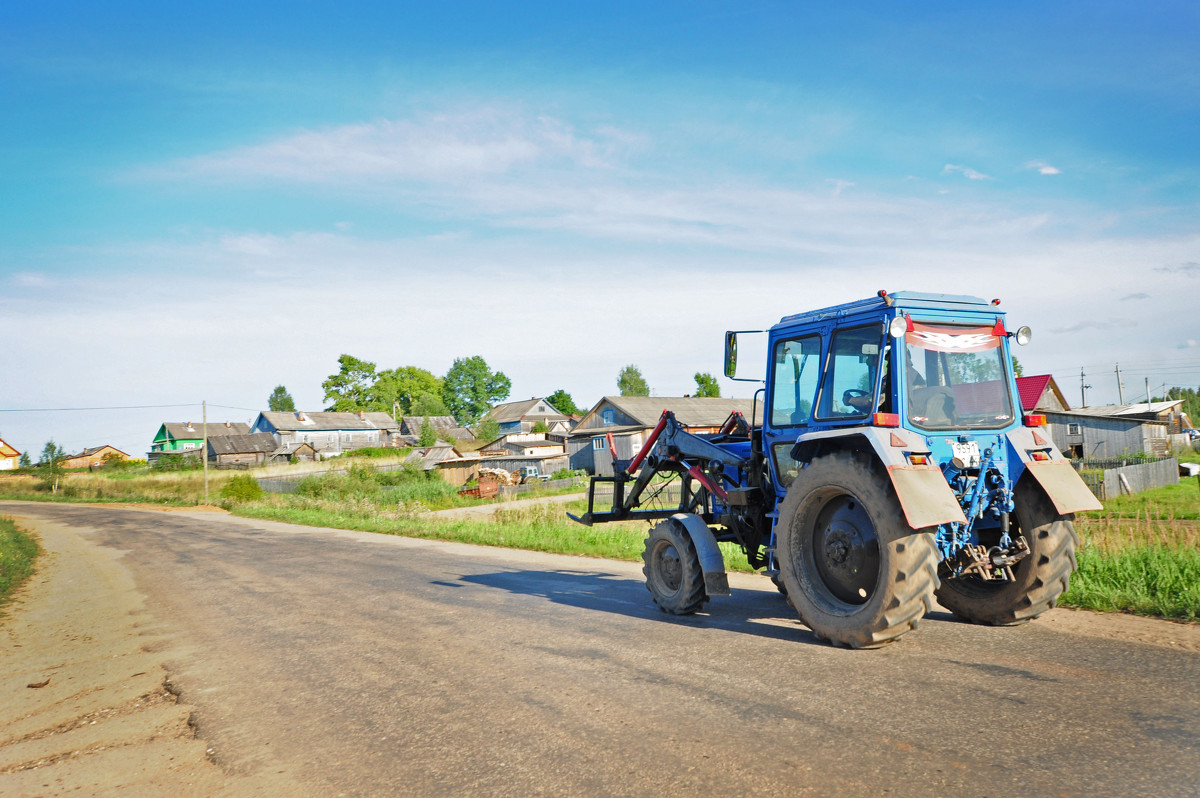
[150,420,251,458]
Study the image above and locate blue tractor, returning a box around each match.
[569,291,1102,648]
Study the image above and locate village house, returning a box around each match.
[150,421,251,460]
[206,433,283,467]
[60,445,131,469]
[400,416,474,442]
[250,410,403,455]
[568,396,764,475]
[480,398,572,434]
[0,438,20,470]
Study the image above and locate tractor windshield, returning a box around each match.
[903,322,1015,430]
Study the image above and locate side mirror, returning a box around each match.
[724,331,738,378]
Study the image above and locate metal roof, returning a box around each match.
[483,397,570,424]
[160,422,251,440]
[257,411,400,432]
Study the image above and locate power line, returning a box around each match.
[0,402,263,414]
[0,403,200,413]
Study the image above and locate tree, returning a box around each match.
[442,356,512,424]
[473,418,501,443]
[18,452,31,468]
[370,366,444,416]
[39,440,66,492]
[1011,357,1025,378]
[322,355,377,411]
[617,364,650,397]
[418,418,438,447]
[546,389,581,417]
[268,385,296,412]
[411,393,452,417]
[694,372,721,397]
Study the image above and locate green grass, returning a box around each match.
[1081,479,1200,521]
[0,517,40,611]
[4,463,1197,621]
[1063,544,1200,620]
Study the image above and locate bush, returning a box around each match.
[220,474,264,503]
[153,453,203,472]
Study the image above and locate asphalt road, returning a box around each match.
[6,502,1198,797]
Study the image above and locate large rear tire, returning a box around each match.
[776,452,939,648]
[935,481,1079,625]
[642,518,708,615]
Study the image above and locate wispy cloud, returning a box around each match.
[140,109,629,184]
[942,164,992,181]
[1155,261,1200,277]
[1025,160,1062,175]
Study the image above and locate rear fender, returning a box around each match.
[671,513,731,596]
[792,428,966,529]
[1005,428,1103,514]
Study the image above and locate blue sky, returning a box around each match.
[2,2,1198,457]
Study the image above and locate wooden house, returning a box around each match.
[400,416,473,441]
[60,445,131,469]
[1016,375,1070,412]
[0,438,20,471]
[250,411,403,455]
[480,398,571,434]
[206,434,281,466]
[568,396,764,475]
[151,421,250,455]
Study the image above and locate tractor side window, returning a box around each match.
[769,334,822,428]
[815,326,881,420]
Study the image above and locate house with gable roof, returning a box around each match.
[0,437,20,470]
[480,398,572,434]
[151,421,251,458]
[250,410,404,455]
[567,395,763,475]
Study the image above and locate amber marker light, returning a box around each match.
[1024,414,1047,427]
[872,413,901,427]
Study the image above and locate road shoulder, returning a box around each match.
[0,512,296,796]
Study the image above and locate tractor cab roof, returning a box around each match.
[773,291,1000,330]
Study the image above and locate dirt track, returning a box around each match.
[0,511,297,796]
[2,504,1198,795]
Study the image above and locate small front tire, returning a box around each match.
[642,518,708,615]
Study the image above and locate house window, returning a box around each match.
[183,443,197,450]
[1067,423,1081,435]
[593,437,607,451]
[603,409,615,425]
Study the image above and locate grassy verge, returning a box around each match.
[4,461,1197,621]
[0,517,40,611]
[1061,512,1200,620]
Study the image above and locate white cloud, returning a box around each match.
[1025,160,1062,175]
[142,109,628,185]
[942,163,992,181]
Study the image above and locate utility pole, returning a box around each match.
[1146,377,1151,405]
[1079,368,1092,408]
[203,399,209,505]
[1115,363,1125,405]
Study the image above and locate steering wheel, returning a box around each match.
[842,388,871,411]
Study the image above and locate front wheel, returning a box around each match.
[776,452,939,648]
[642,518,708,615]
[935,482,1079,625]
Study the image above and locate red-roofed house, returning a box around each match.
[1016,375,1069,412]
